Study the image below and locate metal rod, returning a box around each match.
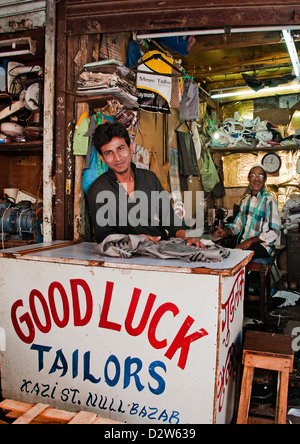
[137,26,300,40]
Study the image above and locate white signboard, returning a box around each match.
[216,270,245,424]
[0,254,245,424]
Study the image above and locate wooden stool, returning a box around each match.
[237,331,294,424]
[245,257,273,322]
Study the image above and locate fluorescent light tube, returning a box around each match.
[283,30,300,78]
[211,84,300,99]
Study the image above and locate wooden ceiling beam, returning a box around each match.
[65,1,300,34]
[205,73,293,92]
[185,58,293,79]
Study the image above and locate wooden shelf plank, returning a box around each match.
[0,140,43,153]
[209,145,300,153]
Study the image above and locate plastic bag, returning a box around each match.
[199,150,219,193]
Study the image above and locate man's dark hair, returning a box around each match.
[93,122,131,155]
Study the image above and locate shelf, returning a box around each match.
[74,92,139,110]
[209,145,300,154]
[0,140,43,153]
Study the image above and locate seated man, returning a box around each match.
[213,164,280,259]
[87,122,205,249]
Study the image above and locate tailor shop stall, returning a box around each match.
[0,28,255,425]
[0,34,256,424]
[1,23,300,425]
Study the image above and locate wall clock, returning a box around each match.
[261,152,282,174]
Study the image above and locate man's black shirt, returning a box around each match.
[87,163,184,243]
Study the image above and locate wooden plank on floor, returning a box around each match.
[13,403,50,424]
[91,416,124,424]
[0,399,34,413]
[68,411,97,424]
[0,399,75,423]
[0,399,124,424]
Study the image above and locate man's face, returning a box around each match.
[99,137,133,175]
[248,166,266,195]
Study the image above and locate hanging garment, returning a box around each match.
[180,79,199,121]
[212,172,226,199]
[82,114,114,193]
[82,116,106,194]
[170,61,183,109]
[191,122,202,161]
[83,115,97,170]
[73,113,90,155]
[82,147,108,194]
[126,39,142,68]
[176,130,199,177]
[95,234,230,263]
[158,35,194,57]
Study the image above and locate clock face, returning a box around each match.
[262,153,281,174]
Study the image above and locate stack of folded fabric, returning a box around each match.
[281,194,300,234]
[77,60,138,109]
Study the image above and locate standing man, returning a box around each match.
[213,164,280,258]
[87,122,205,248]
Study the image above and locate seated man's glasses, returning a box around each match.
[249,173,265,179]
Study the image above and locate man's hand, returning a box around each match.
[235,240,252,251]
[235,236,261,251]
[185,237,206,249]
[140,234,161,244]
[175,230,206,249]
[213,226,226,238]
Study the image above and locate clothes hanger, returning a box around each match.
[175,121,192,134]
[130,52,184,77]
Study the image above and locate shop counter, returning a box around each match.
[0,241,253,424]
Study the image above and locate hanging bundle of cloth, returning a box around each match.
[180,79,200,122]
[81,112,111,194]
[176,122,200,191]
[176,129,199,177]
[95,234,230,263]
